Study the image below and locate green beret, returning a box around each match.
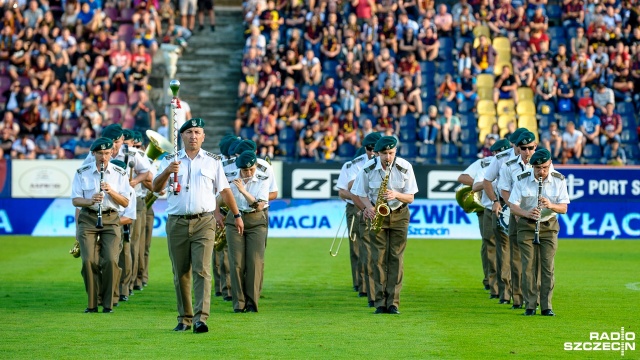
[218,134,237,149]
[516,131,536,146]
[102,124,123,141]
[221,136,239,157]
[122,129,134,141]
[353,147,366,159]
[490,139,511,153]
[133,131,143,143]
[509,127,529,143]
[530,148,552,166]
[373,136,398,152]
[110,159,127,169]
[90,137,114,152]
[228,139,243,156]
[234,139,257,155]
[179,118,205,133]
[236,150,257,169]
[362,132,382,148]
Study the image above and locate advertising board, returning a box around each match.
[11,160,83,198]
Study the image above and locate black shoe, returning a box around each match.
[113,302,119,307]
[133,285,143,291]
[499,299,511,304]
[198,24,204,32]
[84,307,98,313]
[245,305,257,313]
[233,308,245,313]
[353,286,359,292]
[119,295,129,302]
[173,323,191,331]
[484,284,491,291]
[541,309,556,316]
[368,300,374,308]
[214,292,222,297]
[523,309,536,316]
[210,25,215,32]
[358,292,367,298]
[142,282,148,287]
[223,296,232,302]
[387,306,400,315]
[193,321,209,333]
[489,295,499,299]
[102,308,113,313]
[511,304,523,309]
[374,306,386,314]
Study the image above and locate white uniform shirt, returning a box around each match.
[71,162,131,212]
[336,154,368,205]
[483,147,514,183]
[498,155,529,192]
[462,158,483,179]
[473,157,498,209]
[224,156,277,207]
[120,188,137,220]
[227,171,270,212]
[155,148,229,215]
[83,145,151,179]
[351,157,419,210]
[509,170,570,222]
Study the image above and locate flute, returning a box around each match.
[96,162,105,229]
[533,176,542,245]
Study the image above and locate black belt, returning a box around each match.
[391,203,407,213]
[83,208,117,215]
[525,217,555,225]
[241,209,264,214]
[170,211,215,220]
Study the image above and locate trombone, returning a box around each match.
[329,210,356,257]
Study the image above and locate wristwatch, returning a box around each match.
[233,213,242,219]
[493,199,499,203]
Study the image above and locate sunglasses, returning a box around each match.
[520,145,536,151]
[365,146,374,151]
[132,145,141,148]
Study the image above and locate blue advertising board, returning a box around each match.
[557,166,640,202]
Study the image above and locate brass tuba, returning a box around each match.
[214,207,229,252]
[370,160,392,232]
[455,184,485,214]
[144,130,175,209]
[69,240,81,258]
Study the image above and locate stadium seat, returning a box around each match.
[518,115,538,131]
[477,100,496,116]
[623,144,640,160]
[420,61,436,75]
[566,26,579,40]
[478,128,492,143]
[280,141,296,157]
[516,100,536,116]
[517,87,534,102]
[498,114,516,129]
[493,61,513,76]
[622,115,637,130]
[440,143,460,164]
[458,100,475,114]
[400,129,417,142]
[461,143,478,159]
[557,113,575,130]
[279,127,296,142]
[106,107,122,125]
[419,143,437,158]
[477,86,493,101]
[128,91,141,105]
[583,144,602,164]
[548,27,566,41]
[438,37,454,60]
[537,100,556,116]
[459,128,474,143]
[537,114,554,131]
[473,25,491,39]
[400,114,417,128]
[108,91,127,105]
[477,74,494,88]
[616,102,635,117]
[117,24,135,44]
[118,7,135,23]
[547,5,562,26]
[338,142,356,158]
[496,99,516,115]
[550,39,562,53]
[103,7,118,21]
[122,109,135,129]
[439,100,457,114]
[621,129,639,144]
[478,114,496,129]
[398,142,417,159]
[456,36,472,52]
[239,127,255,140]
[436,61,454,75]
[492,37,511,53]
[459,113,476,128]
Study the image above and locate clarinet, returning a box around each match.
[96,162,105,229]
[533,176,542,245]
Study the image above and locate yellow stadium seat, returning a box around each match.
[518,114,538,130]
[495,50,511,64]
[479,128,492,143]
[517,87,534,102]
[473,25,491,39]
[478,114,496,129]
[493,61,513,76]
[473,37,480,48]
[477,74,494,88]
[477,86,494,100]
[497,99,516,115]
[493,37,511,53]
[498,114,516,129]
[477,100,496,116]
[500,127,511,138]
[516,100,536,115]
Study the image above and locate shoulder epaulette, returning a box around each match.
[225,171,238,178]
[205,151,222,160]
[551,172,565,180]
[497,152,509,159]
[345,161,353,169]
[113,166,127,176]
[257,164,267,173]
[517,171,531,181]
[77,165,91,174]
[127,150,137,156]
[364,158,377,173]
[352,156,365,164]
[222,158,234,167]
[257,174,269,180]
[395,163,408,174]
[506,158,518,166]
[481,159,491,168]
[165,153,176,160]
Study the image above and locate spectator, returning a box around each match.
[453,4,476,40]
[110,40,132,78]
[590,45,609,82]
[398,50,421,87]
[562,0,584,27]
[0,112,20,138]
[378,77,402,118]
[556,75,575,111]
[339,78,358,116]
[278,91,301,131]
[399,76,422,117]
[579,104,601,146]
[23,0,44,29]
[74,126,95,159]
[535,67,557,104]
[457,41,472,75]
[602,138,626,165]
[11,134,36,159]
[88,55,110,94]
[197,0,216,32]
[0,129,14,159]
[528,28,550,55]
[419,105,440,145]
[593,81,615,114]
[437,74,457,104]
[599,102,623,145]
[180,0,197,31]
[438,106,461,144]
[319,128,337,160]
[493,65,519,104]
[541,122,563,159]
[478,134,496,158]
[321,25,341,60]
[576,87,594,114]
[376,105,397,133]
[318,77,338,105]
[488,123,500,141]
[417,26,439,61]
[553,44,570,76]
[337,110,359,146]
[456,67,478,105]
[298,122,321,159]
[352,0,375,23]
[128,61,150,97]
[562,121,584,164]
[35,132,64,159]
[572,51,597,88]
[434,4,453,38]
[514,50,535,88]
[472,35,497,74]
[300,90,321,125]
[301,49,322,86]
[131,91,156,135]
[257,121,278,159]
[8,40,29,81]
[156,114,169,139]
[71,57,91,93]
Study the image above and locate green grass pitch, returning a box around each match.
[0,236,638,359]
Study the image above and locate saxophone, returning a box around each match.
[370,160,392,233]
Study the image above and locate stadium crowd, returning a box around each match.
[0,0,200,160]
[236,0,640,165]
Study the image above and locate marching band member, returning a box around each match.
[509,149,569,316]
[338,132,381,304]
[352,136,419,315]
[221,150,270,313]
[108,159,137,307]
[153,118,244,333]
[71,138,130,313]
[482,127,528,305]
[473,139,511,301]
[497,131,537,309]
